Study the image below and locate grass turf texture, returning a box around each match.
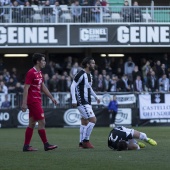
[0,127,169,170]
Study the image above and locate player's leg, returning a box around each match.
[38,118,58,151]
[82,116,96,149]
[23,117,37,152]
[79,118,88,148]
[133,130,157,146]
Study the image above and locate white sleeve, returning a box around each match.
[70,74,83,103]
[70,80,77,104]
[89,85,98,100]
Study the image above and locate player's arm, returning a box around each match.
[70,73,83,107]
[21,84,30,112]
[70,80,78,107]
[41,83,57,105]
[90,86,100,104]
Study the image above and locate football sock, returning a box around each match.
[139,132,148,141]
[84,122,95,141]
[80,125,86,143]
[24,127,34,145]
[38,129,48,144]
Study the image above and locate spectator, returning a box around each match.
[57,75,67,92]
[7,77,16,93]
[66,76,72,92]
[22,1,34,22]
[108,75,118,92]
[121,0,131,22]
[96,74,106,92]
[0,2,5,23]
[92,69,99,91]
[41,0,53,23]
[147,71,158,92]
[133,75,144,93]
[81,0,91,22]
[104,75,110,92]
[0,81,8,94]
[52,1,62,22]
[16,0,27,5]
[155,60,162,79]
[161,53,169,69]
[142,60,151,86]
[159,74,169,92]
[12,1,22,23]
[132,65,142,82]
[13,82,23,107]
[131,1,142,22]
[117,74,131,92]
[44,73,50,89]
[1,94,11,109]
[70,62,81,79]
[160,63,169,78]
[124,56,135,81]
[71,0,82,22]
[92,0,101,23]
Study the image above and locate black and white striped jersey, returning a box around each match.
[70,69,97,106]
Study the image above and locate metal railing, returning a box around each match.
[0,6,170,23]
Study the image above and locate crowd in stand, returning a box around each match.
[1,54,170,98]
[0,0,144,23]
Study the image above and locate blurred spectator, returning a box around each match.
[133,75,144,93]
[142,60,151,85]
[71,0,82,22]
[117,74,131,92]
[52,1,62,22]
[70,62,81,79]
[155,60,162,78]
[159,74,169,92]
[160,63,169,78]
[104,75,110,92]
[147,71,158,92]
[0,81,8,94]
[57,75,67,92]
[92,0,101,23]
[44,73,50,89]
[0,2,5,23]
[121,0,131,22]
[14,82,23,94]
[66,76,72,91]
[42,0,53,23]
[3,70,10,83]
[7,77,16,93]
[16,0,27,5]
[124,56,135,81]
[96,74,106,92]
[108,75,117,92]
[92,69,99,91]
[161,54,169,69]
[132,65,142,82]
[12,1,22,23]
[48,74,58,92]
[131,1,142,22]
[1,94,11,109]
[82,0,91,22]
[31,0,39,5]
[22,1,34,22]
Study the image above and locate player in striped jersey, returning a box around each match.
[70,57,100,148]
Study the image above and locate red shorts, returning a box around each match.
[28,102,45,121]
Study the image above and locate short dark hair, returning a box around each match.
[32,53,45,65]
[81,57,94,68]
[117,140,128,151]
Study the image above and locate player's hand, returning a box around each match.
[51,97,57,105]
[72,103,77,108]
[21,103,27,112]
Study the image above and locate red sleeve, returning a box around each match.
[25,70,34,85]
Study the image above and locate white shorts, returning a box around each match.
[115,126,134,137]
[77,104,95,119]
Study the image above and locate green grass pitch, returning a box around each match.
[0,126,170,170]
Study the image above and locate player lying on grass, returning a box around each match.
[108,126,157,151]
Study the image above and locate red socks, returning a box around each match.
[24,127,33,145]
[38,129,48,144]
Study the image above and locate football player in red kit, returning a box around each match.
[22,53,58,152]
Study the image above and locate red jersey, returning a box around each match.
[25,67,44,104]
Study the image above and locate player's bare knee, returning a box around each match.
[89,117,96,124]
